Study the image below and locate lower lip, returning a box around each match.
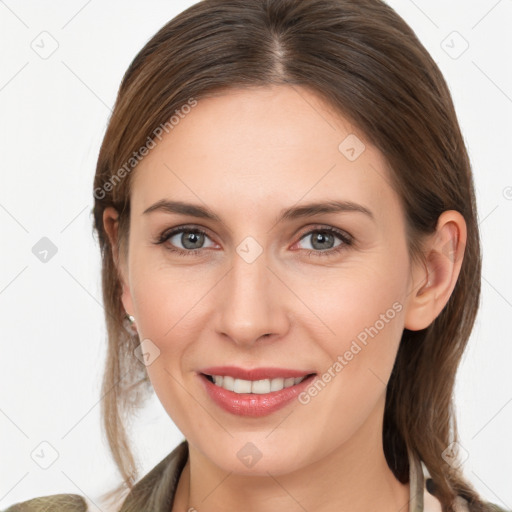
[198,373,317,417]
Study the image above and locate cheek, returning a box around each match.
[128,265,210,431]
[129,247,213,340]
[292,278,406,448]
[293,252,408,406]
[293,253,407,351]
[127,257,222,403]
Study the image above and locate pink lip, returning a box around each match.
[197,369,317,417]
[198,365,314,381]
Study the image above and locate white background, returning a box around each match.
[0,0,511,509]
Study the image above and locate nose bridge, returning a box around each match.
[216,239,288,346]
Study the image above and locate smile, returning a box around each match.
[204,374,309,394]
[197,367,317,417]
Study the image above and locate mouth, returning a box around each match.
[201,373,315,394]
[197,367,317,417]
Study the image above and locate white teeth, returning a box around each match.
[222,375,234,391]
[270,378,284,392]
[209,374,308,394]
[233,378,252,393]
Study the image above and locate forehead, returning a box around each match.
[130,85,400,224]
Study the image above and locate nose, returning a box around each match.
[215,247,290,347]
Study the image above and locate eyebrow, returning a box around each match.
[142,199,375,223]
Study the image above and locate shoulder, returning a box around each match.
[1,493,89,512]
[3,441,189,512]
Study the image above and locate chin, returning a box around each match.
[195,435,316,477]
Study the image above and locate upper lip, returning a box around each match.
[198,366,316,381]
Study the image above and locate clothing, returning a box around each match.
[2,440,507,512]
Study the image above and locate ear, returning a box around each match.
[404,210,467,331]
[103,206,136,325]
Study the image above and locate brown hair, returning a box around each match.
[92,0,487,510]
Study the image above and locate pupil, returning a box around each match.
[312,231,333,250]
[182,231,204,249]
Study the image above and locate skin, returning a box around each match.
[103,85,466,512]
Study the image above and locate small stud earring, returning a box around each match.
[124,312,138,335]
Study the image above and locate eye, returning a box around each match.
[153,226,217,256]
[153,224,353,259]
[294,226,353,258]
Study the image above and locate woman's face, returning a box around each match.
[114,85,424,475]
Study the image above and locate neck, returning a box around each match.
[172,394,410,512]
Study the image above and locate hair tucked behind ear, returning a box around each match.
[92,1,492,510]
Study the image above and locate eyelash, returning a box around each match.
[153,224,353,259]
